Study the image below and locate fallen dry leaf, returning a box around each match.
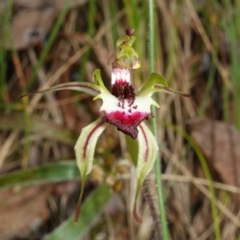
[1,0,88,49]
[0,181,79,240]
[0,184,53,240]
[190,119,240,192]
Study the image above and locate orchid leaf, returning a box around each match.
[133,122,159,223]
[0,161,79,189]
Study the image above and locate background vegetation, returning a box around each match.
[0,0,240,239]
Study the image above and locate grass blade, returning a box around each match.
[148,0,169,239]
[0,161,79,188]
[43,184,111,240]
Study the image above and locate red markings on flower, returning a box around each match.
[154,86,192,98]
[133,201,143,224]
[111,80,135,108]
[108,80,150,139]
[103,111,149,139]
[82,120,106,159]
[139,124,148,162]
[56,83,101,94]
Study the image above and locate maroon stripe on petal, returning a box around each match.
[165,88,192,97]
[82,120,105,159]
[133,201,143,224]
[20,83,100,99]
[139,124,148,162]
[54,83,101,94]
[154,86,192,98]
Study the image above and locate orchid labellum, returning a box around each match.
[28,29,190,223]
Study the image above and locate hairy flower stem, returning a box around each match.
[142,179,162,240]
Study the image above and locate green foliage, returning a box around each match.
[0,161,79,188]
[44,184,111,240]
[0,0,13,103]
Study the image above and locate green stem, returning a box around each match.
[148,0,169,239]
[0,0,13,103]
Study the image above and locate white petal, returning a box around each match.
[100,93,154,116]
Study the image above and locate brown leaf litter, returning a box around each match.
[190,119,240,201]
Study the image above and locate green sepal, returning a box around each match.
[125,135,138,166]
[137,72,191,98]
[116,35,136,47]
[92,69,111,101]
[137,73,169,96]
[92,69,108,92]
[108,34,140,69]
[116,44,140,69]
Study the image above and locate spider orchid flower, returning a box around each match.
[27,30,190,224]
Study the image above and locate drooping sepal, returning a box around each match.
[133,122,159,223]
[74,117,108,178]
[74,118,108,222]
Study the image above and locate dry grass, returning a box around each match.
[0,0,240,239]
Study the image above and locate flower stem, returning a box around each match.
[148,0,169,239]
[143,179,161,239]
